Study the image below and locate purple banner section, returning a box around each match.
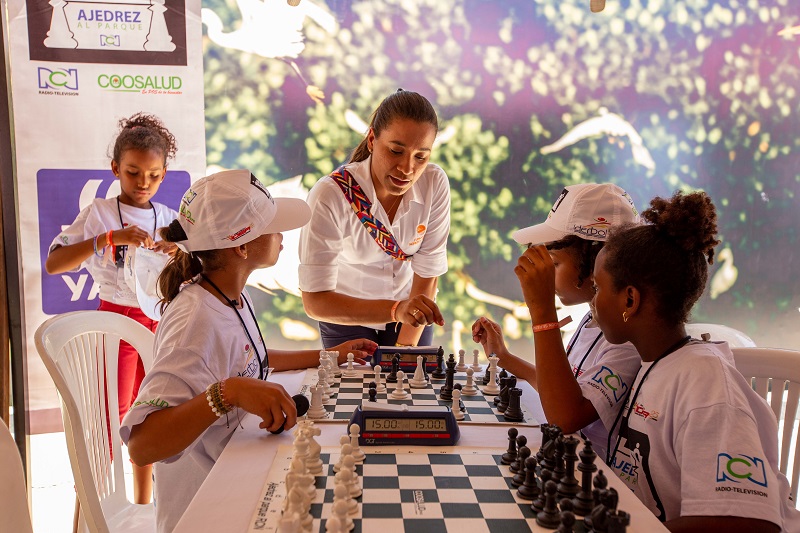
[37,168,190,314]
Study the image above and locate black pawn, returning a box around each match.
[501,427,519,465]
[607,510,631,533]
[509,435,527,473]
[431,348,446,379]
[592,470,609,508]
[368,387,377,402]
[557,499,575,533]
[535,480,561,529]
[503,388,525,422]
[516,456,540,501]
[536,423,551,474]
[531,468,552,514]
[499,368,509,380]
[558,435,581,500]
[552,435,566,489]
[572,440,598,516]
[498,376,517,412]
[439,356,456,401]
[511,446,531,487]
[493,376,507,406]
[586,487,617,533]
[386,355,400,383]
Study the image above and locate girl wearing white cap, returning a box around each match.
[299,89,449,349]
[471,183,641,461]
[121,170,377,532]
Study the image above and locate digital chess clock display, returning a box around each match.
[364,418,448,431]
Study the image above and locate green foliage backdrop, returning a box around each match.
[202,0,800,350]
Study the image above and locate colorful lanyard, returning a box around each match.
[330,166,412,261]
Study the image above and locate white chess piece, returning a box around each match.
[337,458,362,498]
[453,389,465,421]
[325,514,347,533]
[284,486,313,530]
[342,353,358,377]
[482,355,501,395]
[390,370,409,399]
[408,355,428,388]
[374,365,386,393]
[307,384,327,419]
[299,424,323,474]
[348,423,366,463]
[456,349,469,372]
[333,442,352,473]
[325,351,342,378]
[330,499,353,532]
[287,458,316,499]
[333,482,358,517]
[470,348,482,372]
[461,368,479,396]
[277,510,301,533]
[317,367,331,403]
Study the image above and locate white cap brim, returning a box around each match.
[264,198,312,234]
[512,220,571,245]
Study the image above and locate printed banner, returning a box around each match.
[3,0,205,432]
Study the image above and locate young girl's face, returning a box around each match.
[591,248,627,345]
[112,148,167,209]
[549,246,595,306]
[248,233,283,268]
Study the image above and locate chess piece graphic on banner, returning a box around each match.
[145,0,177,51]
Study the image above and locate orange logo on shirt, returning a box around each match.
[417,225,426,234]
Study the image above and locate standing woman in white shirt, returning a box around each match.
[299,89,450,348]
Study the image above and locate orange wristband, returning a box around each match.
[106,229,114,247]
[532,315,573,333]
[390,300,401,322]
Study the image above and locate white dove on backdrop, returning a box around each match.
[344,110,457,148]
[201,0,336,103]
[541,107,655,170]
[709,247,738,300]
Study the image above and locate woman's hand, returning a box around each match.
[112,225,156,249]
[224,377,297,433]
[395,295,445,327]
[329,339,378,366]
[471,316,512,361]
[152,240,178,255]
[514,244,558,321]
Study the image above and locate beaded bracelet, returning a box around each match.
[532,315,573,333]
[390,300,401,322]
[206,380,234,417]
[92,234,106,257]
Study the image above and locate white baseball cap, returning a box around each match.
[176,169,311,253]
[512,183,639,245]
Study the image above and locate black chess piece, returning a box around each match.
[386,355,400,383]
[503,388,525,422]
[557,499,575,533]
[592,470,609,508]
[494,376,507,406]
[481,355,494,386]
[536,423,551,476]
[535,480,561,529]
[516,456,540,501]
[511,446,531,487]
[541,427,559,473]
[368,387,377,403]
[557,435,581,500]
[552,435,566,489]
[431,348,446,380]
[501,427,519,465]
[585,487,617,533]
[607,509,630,533]
[498,368,508,380]
[531,468,552,514]
[498,376,517,412]
[509,435,527,473]
[572,440,598,516]
[439,356,456,401]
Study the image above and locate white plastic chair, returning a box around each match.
[685,322,756,347]
[35,311,156,533]
[732,347,800,502]
[1,418,34,533]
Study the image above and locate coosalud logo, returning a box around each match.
[97,72,183,94]
[37,67,79,91]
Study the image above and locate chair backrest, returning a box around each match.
[732,347,800,502]
[685,322,756,347]
[0,419,34,533]
[35,311,155,533]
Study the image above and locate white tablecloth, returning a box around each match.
[174,369,667,532]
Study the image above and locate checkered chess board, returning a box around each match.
[299,368,540,426]
[248,445,596,533]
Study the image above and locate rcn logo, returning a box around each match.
[716,453,768,487]
[591,366,628,402]
[38,67,78,90]
[100,34,121,47]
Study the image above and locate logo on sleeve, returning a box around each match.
[716,453,768,488]
[590,366,629,403]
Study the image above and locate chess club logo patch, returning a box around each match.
[631,401,659,421]
[590,366,628,403]
[716,453,768,488]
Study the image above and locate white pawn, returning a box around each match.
[334,442,352,473]
[408,355,428,388]
[327,351,342,378]
[390,370,409,399]
[461,368,479,396]
[287,458,316,500]
[333,482,358,517]
[482,355,501,395]
[456,349,469,372]
[317,367,331,403]
[307,384,327,419]
[470,348,483,373]
[336,460,362,498]
[374,365,386,393]
[325,515,346,533]
[277,510,301,533]
[342,353,358,377]
[452,388,465,421]
[349,423,366,463]
[329,499,353,532]
[341,455,361,494]
[284,486,313,531]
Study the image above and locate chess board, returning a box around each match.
[300,368,541,426]
[248,445,603,533]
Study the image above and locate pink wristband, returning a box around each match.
[532,315,573,333]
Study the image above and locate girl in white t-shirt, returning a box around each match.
[592,191,799,531]
[45,112,179,504]
[120,170,377,533]
[471,183,642,461]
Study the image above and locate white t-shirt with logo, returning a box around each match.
[50,197,177,307]
[605,340,800,530]
[566,313,641,462]
[120,283,269,533]
[298,157,451,329]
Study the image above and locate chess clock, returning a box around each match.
[349,403,460,446]
[372,345,442,371]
